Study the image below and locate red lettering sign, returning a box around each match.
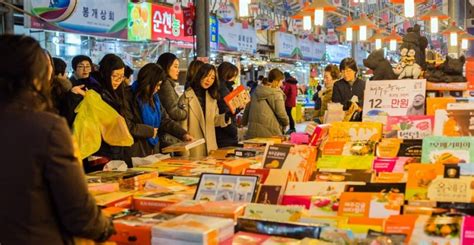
[151,5,193,42]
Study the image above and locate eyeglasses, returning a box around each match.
[111,74,124,80]
[77,65,91,71]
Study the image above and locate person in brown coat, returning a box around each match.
[0,35,114,245]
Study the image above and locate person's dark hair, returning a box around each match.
[268,68,284,83]
[98,54,125,98]
[284,72,291,79]
[190,64,219,100]
[135,63,167,108]
[218,62,239,83]
[124,65,133,79]
[339,58,358,74]
[258,75,264,81]
[53,57,67,76]
[71,55,93,71]
[261,77,269,85]
[157,52,178,78]
[0,35,52,110]
[324,64,340,80]
[186,60,205,83]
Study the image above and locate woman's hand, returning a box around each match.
[153,128,158,138]
[182,134,194,142]
[71,85,86,96]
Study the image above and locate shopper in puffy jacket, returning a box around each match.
[216,62,240,148]
[0,34,114,245]
[283,72,298,134]
[243,69,289,139]
[332,58,366,111]
[126,63,194,157]
[156,53,188,148]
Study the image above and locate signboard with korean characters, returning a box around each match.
[218,22,257,54]
[274,32,298,59]
[326,44,350,63]
[363,79,427,125]
[25,0,128,39]
[151,4,194,42]
[210,15,219,51]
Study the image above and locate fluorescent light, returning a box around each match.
[303,15,312,31]
[375,39,382,49]
[462,38,468,49]
[239,0,249,17]
[404,0,415,18]
[450,32,458,47]
[346,27,353,41]
[314,9,324,26]
[430,17,438,34]
[359,25,367,41]
[390,39,397,51]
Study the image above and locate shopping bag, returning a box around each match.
[73,92,101,159]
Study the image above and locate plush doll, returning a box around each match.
[403,24,428,69]
[363,49,398,80]
[425,56,467,83]
[394,44,422,79]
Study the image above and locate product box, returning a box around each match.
[194,173,259,202]
[236,217,324,240]
[143,177,189,192]
[426,97,474,116]
[282,182,351,217]
[384,115,434,139]
[222,159,252,175]
[243,203,304,223]
[371,172,406,183]
[254,169,290,205]
[110,213,176,245]
[328,122,383,142]
[421,136,474,164]
[263,144,317,182]
[221,232,302,245]
[383,214,418,243]
[152,214,234,245]
[337,217,384,239]
[224,85,251,114]
[338,192,404,219]
[372,157,408,173]
[88,182,120,196]
[162,200,246,220]
[314,169,373,183]
[405,163,444,201]
[434,102,474,136]
[317,141,376,170]
[462,216,474,245]
[94,191,134,208]
[409,215,462,245]
[132,191,194,213]
[306,123,330,147]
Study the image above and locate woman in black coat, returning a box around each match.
[332,57,366,111]
[126,63,193,157]
[0,35,114,245]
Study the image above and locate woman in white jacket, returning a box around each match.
[181,64,230,157]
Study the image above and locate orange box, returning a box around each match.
[110,222,152,245]
[94,192,133,208]
[162,200,246,220]
[133,192,193,213]
[222,159,251,175]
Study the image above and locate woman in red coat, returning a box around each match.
[283,72,298,134]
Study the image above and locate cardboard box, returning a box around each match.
[133,191,194,213]
[162,200,246,220]
[222,159,252,175]
[243,203,304,223]
[94,191,133,208]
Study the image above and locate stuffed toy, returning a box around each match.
[424,55,467,83]
[394,44,422,79]
[363,49,398,80]
[403,24,428,69]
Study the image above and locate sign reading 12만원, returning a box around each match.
[363,79,427,124]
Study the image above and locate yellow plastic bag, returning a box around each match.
[73,90,133,159]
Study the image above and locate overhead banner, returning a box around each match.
[363,79,427,124]
[326,44,350,63]
[218,22,257,54]
[25,0,128,39]
[274,32,326,61]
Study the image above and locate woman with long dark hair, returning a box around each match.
[181,64,230,157]
[216,61,240,147]
[0,35,114,244]
[156,53,188,148]
[126,63,194,157]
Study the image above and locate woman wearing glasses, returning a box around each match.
[332,58,366,111]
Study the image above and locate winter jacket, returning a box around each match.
[51,76,73,115]
[158,78,188,148]
[0,100,114,245]
[243,85,289,139]
[216,80,239,148]
[283,77,298,108]
[124,88,188,158]
[62,76,102,127]
[332,78,366,110]
[181,88,230,158]
[314,86,333,119]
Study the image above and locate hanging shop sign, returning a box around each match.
[151,4,194,42]
[325,44,350,63]
[214,0,238,24]
[363,79,427,124]
[210,15,219,51]
[128,3,152,41]
[274,32,326,61]
[182,6,195,36]
[274,32,298,59]
[218,22,257,54]
[25,0,128,39]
